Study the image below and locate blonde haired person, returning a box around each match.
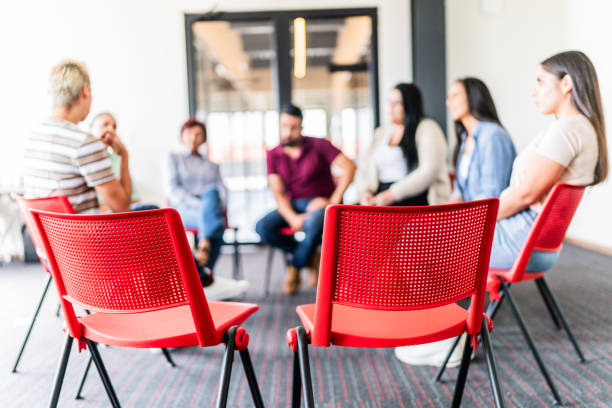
[24,60,132,213]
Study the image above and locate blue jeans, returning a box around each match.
[490,209,560,272]
[255,198,325,269]
[174,186,225,270]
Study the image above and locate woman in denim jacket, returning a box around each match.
[447,77,516,202]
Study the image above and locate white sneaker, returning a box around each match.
[204,276,249,301]
[394,334,470,367]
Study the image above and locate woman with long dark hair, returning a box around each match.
[491,50,608,270]
[447,78,516,202]
[357,83,450,206]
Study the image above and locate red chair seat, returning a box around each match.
[296,303,468,348]
[80,302,258,349]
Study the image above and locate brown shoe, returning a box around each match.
[195,239,211,266]
[283,266,300,295]
[306,251,321,287]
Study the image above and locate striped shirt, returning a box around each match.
[23,118,115,213]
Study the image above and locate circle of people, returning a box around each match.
[24,50,608,301]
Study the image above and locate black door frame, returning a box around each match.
[184,8,380,127]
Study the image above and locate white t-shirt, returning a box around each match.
[501,114,598,212]
[373,129,409,183]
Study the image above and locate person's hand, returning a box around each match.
[306,197,330,213]
[100,130,128,157]
[360,191,375,206]
[373,190,396,206]
[288,213,307,231]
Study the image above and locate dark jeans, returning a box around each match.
[173,185,225,272]
[376,182,428,206]
[255,197,325,269]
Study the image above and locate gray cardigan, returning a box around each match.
[356,119,451,205]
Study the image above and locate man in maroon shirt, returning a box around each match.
[256,104,356,294]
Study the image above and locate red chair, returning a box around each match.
[30,208,264,408]
[436,183,586,406]
[286,201,504,408]
[10,194,74,373]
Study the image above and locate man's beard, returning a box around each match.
[281,138,302,147]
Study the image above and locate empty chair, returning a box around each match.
[287,200,504,408]
[10,194,74,373]
[30,208,264,408]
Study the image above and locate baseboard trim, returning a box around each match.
[565,236,612,256]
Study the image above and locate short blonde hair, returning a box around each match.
[49,60,90,108]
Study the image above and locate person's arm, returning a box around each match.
[329,152,356,204]
[497,154,565,220]
[306,152,356,211]
[471,130,516,201]
[268,174,305,230]
[165,154,201,208]
[374,122,445,206]
[94,179,131,212]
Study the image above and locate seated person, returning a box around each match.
[447,77,517,202]
[89,111,157,211]
[166,118,248,298]
[357,83,450,206]
[256,104,356,295]
[490,50,607,270]
[395,78,516,367]
[396,50,608,367]
[24,60,132,215]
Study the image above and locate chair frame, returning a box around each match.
[30,208,264,408]
[288,201,504,408]
[435,183,587,406]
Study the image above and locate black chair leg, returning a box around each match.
[56,302,61,317]
[433,335,461,382]
[537,278,586,362]
[75,355,93,399]
[499,279,563,405]
[263,247,275,298]
[239,348,264,408]
[296,327,315,408]
[161,348,176,367]
[535,279,562,330]
[480,317,505,408]
[451,334,474,408]
[12,274,52,373]
[486,292,506,321]
[216,327,237,408]
[48,333,73,408]
[87,340,121,408]
[291,348,302,408]
[232,230,242,280]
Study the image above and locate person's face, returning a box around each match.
[91,114,117,138]
[532,65,568,115]
[446,81,470,121]
[279,113,303,147]
[181,125,206,153]
[386,89,405,125]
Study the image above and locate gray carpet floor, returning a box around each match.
[0,243,610,407]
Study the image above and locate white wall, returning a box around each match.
[562,0,612,248]
[446,0,612,249]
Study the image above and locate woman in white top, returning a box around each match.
[490,50,608,270]
[356,83,450,206]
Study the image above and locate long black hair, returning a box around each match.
[452,78,503,166]
[541,51,608,184]
[394,83,424,170]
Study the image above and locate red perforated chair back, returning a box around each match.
[312,200,499,346]
[509,183,585,281]
[29,208,218,346]
[11,194,75,267]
